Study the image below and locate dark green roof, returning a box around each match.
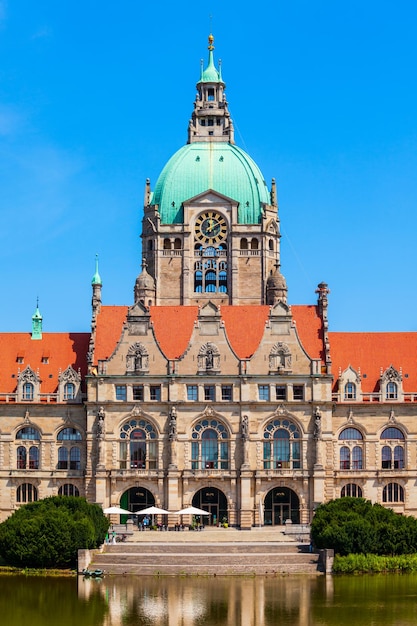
[150,142,270,224]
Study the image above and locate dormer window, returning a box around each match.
[386,382,398,400]
[344,382,356,400]
[23,383,34,401]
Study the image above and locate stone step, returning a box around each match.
[122,528,302,544]
[88,558,320,576]
[106,542,306,554]
[87,540,320,575]
[94,552,313,565]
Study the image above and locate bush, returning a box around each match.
[0,496,109,568]
[311,498,417,556]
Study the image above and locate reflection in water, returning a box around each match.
[2,573,417,626]
[79,576,322,626]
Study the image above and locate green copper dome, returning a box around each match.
[150,142,270,224]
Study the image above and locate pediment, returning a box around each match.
[184,189,237,207]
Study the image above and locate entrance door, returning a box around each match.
[264,487,300,526]
[273,504,291,526]
[192,487,227,527]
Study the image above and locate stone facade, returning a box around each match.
[0,36,416,526]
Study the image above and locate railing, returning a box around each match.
[333,392,417,403]
[239,250,260,256]
[162,249,182,256]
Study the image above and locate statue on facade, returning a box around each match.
[241,415,249,441]
[168,406,177,441]
[96,406,105,439]
[313,406,322,440]
[206,348,214,369]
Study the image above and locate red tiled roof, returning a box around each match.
[329,332,417,392]
[291,305,324,361]
[0,333,90,393]
[94,304,327,363]
[150,306,199,359]
[220,305,270,359]
[94,306,128,361]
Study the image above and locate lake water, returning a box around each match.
[2,573,417,625]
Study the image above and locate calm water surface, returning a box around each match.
[2,574,417,625]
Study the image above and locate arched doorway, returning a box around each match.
[264,487,300,526]
[120,486,155,515]
[192,487,228,526]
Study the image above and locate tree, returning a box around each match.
[0,496,109,568]
[311,498,417,556]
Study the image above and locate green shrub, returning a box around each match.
[311,498,417,556]
[0,496,109,568]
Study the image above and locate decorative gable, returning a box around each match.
[58,366,82,402]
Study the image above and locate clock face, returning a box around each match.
[195,211,227,244]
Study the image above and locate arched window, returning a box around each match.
[352,446,363,470]
[191,419,229,470]
[250,238,259,250]
[163,238,171,250]
[381,427,404,469]
[240,238,248,250]
[29,446,39,469]
[340,446,350,470]
[23,383,34,401]
[17,427,40,440]
[59,484,80,497]
[17,446,26,469]
[58,447,68,469]
[386,382,398,400]
[268,239,274,251]
[17,483,38,503]
[70,447,81,470]
[383,483,404,503]
[57,428,82,441]
[341,484,363,497]
[344,382,356,400]
[119,419,158,470]
[174,238,181,249]
[338,428,363,440]
[263,419,301,470]
[64,383,75,400]
[338,427,363,470]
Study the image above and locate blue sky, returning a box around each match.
[0,1,416,333]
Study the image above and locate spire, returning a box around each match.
[200,34,221,83]
[91,254,102,316]
[31,298,43,340]
[91,254,102,286]
[188,34,234,144]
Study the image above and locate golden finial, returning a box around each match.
[208,33,214,50]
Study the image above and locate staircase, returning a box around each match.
[85,528,321,576]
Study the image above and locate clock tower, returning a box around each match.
[139,36,282,306]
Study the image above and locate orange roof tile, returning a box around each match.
[220,305,270,359]
[94,306,128,361]
[329,332,417,392]
[150,306,199,359]
[0,333,90,394]
[291,305,324,361]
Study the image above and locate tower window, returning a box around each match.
[150,385,161,401]
[115,385,127,401]
[208,118,214,126]
[204,385,215,401]
[208,88,215,101]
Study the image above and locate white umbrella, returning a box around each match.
[137,505,170,527]
[137,506,170,515]
[103,506,132,515]
[175,506,211,516]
